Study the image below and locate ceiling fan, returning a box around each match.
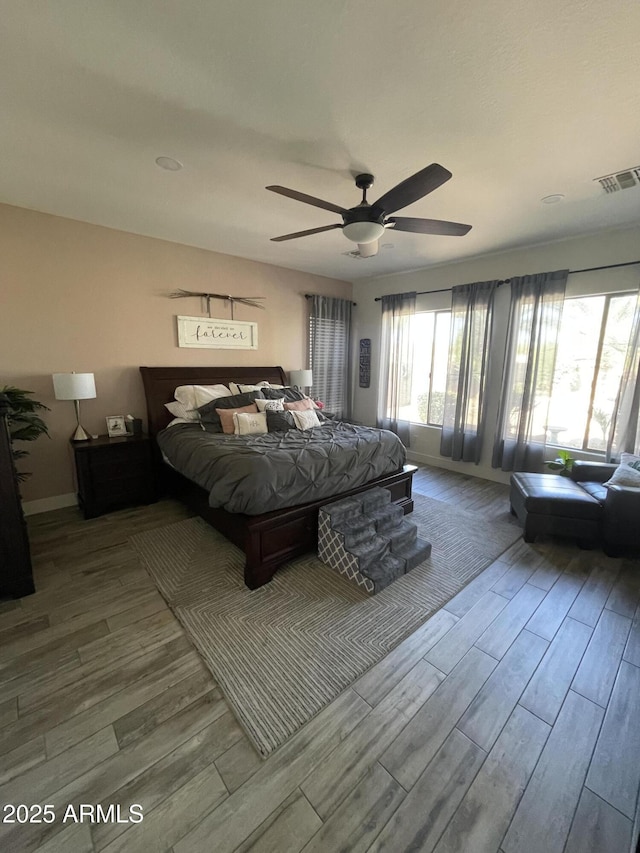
[267,164,471,257]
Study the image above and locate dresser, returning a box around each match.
[0,394,35,598]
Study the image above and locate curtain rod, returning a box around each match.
[305,293,357,306]
[373,259,640,302]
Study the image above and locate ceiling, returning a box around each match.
[1,0,639,281]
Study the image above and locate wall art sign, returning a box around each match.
[359,338,371,388]
[177,315,258,350]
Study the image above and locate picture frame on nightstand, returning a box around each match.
[106,415,127,437]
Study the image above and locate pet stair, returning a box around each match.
[318,487,432,594]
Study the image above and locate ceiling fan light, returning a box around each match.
[342,221,385,244]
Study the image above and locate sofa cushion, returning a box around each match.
[579,481,608,504]
[511,473,602,520]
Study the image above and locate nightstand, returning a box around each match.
[72,434,157,519]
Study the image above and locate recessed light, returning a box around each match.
[541,194,565,204]
[155,156,183,171]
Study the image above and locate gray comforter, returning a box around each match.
[157,421,406,515]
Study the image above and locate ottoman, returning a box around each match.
[510,472,603,546]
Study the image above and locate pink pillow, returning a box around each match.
[216,403,258,434]
[283,399,315,412]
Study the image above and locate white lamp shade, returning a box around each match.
[342,221,385,244]
[52,372,96,400]
[289,369,313,388]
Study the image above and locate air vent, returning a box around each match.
[595,166,640,193]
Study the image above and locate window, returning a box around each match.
[388,310,452,426]
[308,296,352,417]
[547,292,636,451]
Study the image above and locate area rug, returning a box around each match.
[131,494,520,756]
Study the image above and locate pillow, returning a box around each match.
[284,398,315,412]
[174,384,231,410]
[229,382,273,395]
[291,409,321,430]
[217,403,259,434]
[255,397,285,412]
[261,387,308,403]
[166,417,201,428]
[233,411,268,435]
[604,453,640,488]
[266,410,297,432]
[165,401,200,421]
[198,390,264,431]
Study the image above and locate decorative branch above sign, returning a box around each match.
[169,289,265,320]
[177,315,258,350]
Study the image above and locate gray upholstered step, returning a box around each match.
[371,504,405,534]
[347,536,390,571]
[333,515,376,548]
[395,537,432,573]
[387,519,418,552]
[360,553,406,593]
[361,487,391,513]
[322,497,363,526]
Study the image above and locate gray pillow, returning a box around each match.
[266,410,297,432]
[261,387,307,403]
[198,390,264,432]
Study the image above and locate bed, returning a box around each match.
[140,365,417,589]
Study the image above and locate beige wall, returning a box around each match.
[352,224,640,484]
[0,203,350,503]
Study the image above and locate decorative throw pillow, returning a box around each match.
[284,398,315,412]
[198,390,264,432]
[255,397,285,412]
[165,401,200,421]
[266,410,297,432]
[604,453,640,488]
[291,409,321,430]
[233,411,268,435]
[217,403,259,434]
[174,384,231,410]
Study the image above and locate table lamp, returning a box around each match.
[52,372,96,441]
[289,369,313,394]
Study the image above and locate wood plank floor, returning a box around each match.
[1,465,639,853]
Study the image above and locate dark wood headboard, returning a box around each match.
[139,366,288,438]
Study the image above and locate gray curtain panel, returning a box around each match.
[440,280,498,463]
[492,269,569,472]
[376,291,416,447]
[309,294,352,419]
[607,286,640,458]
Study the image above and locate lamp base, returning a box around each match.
[72,423,90,442]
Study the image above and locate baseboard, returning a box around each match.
[22,492,78,516]
[406,450,511,486]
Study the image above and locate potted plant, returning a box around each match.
[0,386,50,482]
[544,449,574,477]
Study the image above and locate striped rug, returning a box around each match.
[131,494,520,757]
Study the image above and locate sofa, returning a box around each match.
[510,460,640,556]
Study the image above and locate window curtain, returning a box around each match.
[440,280,498,463]
[607,286,640,458]
[492,269,569,471]
[376,291,416,447]
[309,294,352,418]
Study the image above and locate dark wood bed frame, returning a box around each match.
[140,366,416,589]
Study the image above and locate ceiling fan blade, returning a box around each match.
[387,216,472,236]
[266,185,347,216]
[372,164,452,215]
[270,224,342,242]
[358,240,379,258]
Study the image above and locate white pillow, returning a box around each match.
[291,409,321,430]
[255,397,285,412]
[229,382,272,395]
[233,411,268,435]
[174,384,231,411]
[165,401,200,421]
[604,452,640,487]
[166,417,203,428]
